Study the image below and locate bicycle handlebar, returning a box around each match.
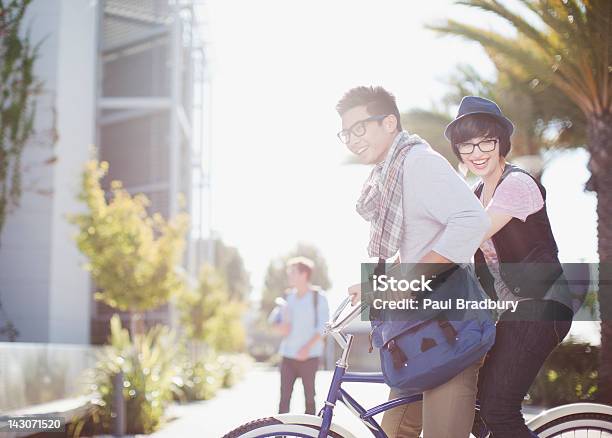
[324,296,366,335]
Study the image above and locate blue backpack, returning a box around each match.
[370,264,496,394]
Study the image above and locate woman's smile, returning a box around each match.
[470,157,490,170]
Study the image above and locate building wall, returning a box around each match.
[0,0,97,344]
[92,1,197,341]
[0,0,201,345]
[48,0,98,344]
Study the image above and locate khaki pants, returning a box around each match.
[381,357,484,438]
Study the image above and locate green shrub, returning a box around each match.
[528,341,599,407]
[173,355,223,401]
[217,354,251,388]
[77,315,182,435]
[174,353,252,401]
[71,323,253,436]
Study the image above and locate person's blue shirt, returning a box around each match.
[275,288,329,359]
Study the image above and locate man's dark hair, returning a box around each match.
[448,114,512,160]
[336,86,402,132]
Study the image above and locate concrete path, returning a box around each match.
[150,364,543,438]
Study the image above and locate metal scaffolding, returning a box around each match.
[97,0,210,273]
[92,0,211,341]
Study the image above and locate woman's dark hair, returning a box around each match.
[336,86,402,132]
[448,114,511,160]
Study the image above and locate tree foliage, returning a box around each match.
[177,263,246,352]
[404,62,584,169]
[430,0,611,183]
[213,239,251,301]
[432,0,612,403]
[70,160,189,317]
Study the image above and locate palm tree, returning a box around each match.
[348,65,559,167]
[402,108,456,163]
[404,64,580,177]
[432,0,612,402]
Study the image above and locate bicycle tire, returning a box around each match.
[222,417,345,438]
[533,411,612,437]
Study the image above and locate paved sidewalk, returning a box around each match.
[150,363,385,437]
[150,363,543,438]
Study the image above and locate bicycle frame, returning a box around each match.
[317,359,423,438]
[228,293,612,438]
[316,298,425,438]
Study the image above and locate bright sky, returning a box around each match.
[202,0,598,315]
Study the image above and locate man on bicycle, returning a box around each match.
[337,86,490,437]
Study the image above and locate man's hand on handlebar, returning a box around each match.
[348,283,362,306]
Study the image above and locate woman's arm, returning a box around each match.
[480,172,544,243]
[481,210,513,242]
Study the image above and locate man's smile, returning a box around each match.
[356,145,369,155]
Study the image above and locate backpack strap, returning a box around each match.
[313,287,319,328]
[474,180,484,198]
[387,339,408,369]
[437,316,458,345]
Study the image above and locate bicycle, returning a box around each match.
[223,297,612,437]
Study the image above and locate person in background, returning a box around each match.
[269,256,330,415]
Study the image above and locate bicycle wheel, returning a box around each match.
[533,411,612,437]
[222,417,346,438]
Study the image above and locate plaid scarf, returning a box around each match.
[356,131,426,259]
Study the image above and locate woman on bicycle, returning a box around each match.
[444,96,575,438]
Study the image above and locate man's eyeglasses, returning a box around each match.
[456,138,498,155]
[337,114,389,144]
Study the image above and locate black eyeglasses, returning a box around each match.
[456,138,498,155]
[337,114,389,144]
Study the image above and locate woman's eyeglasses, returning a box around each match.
[337,114,389,144]
[456,139,498,155]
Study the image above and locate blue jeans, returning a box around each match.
[475,300,572,438]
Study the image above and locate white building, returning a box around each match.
[0,0,210,345]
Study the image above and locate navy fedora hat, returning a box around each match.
[444,96,514,141]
